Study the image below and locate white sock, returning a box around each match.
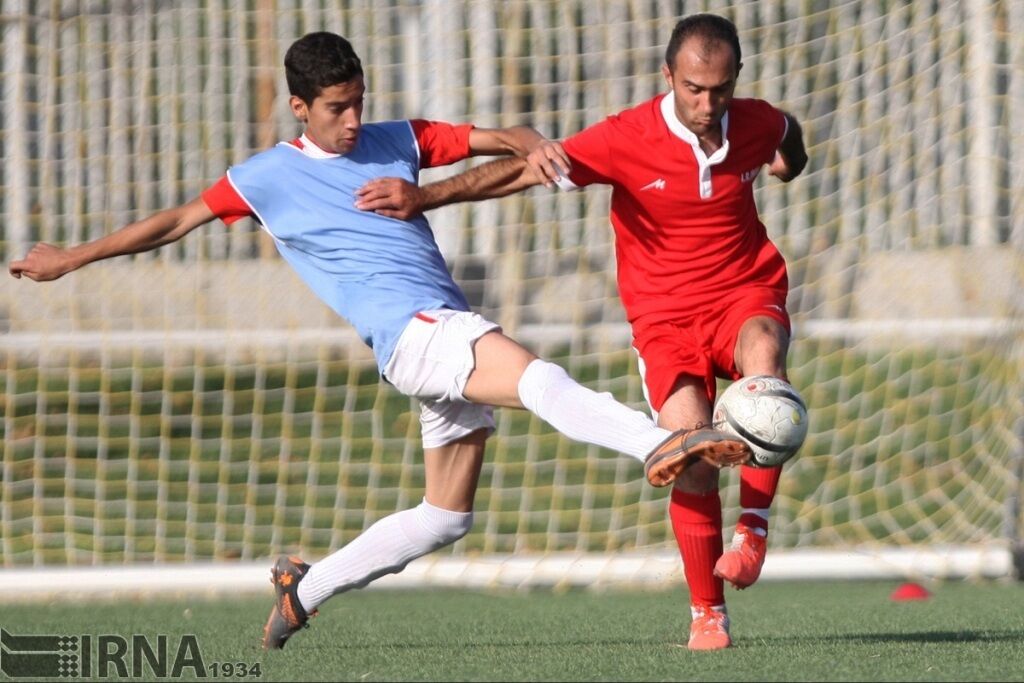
[740,508,770,537]
[296,499,473,612]
[691,604,728,617]
[517,359,671,461]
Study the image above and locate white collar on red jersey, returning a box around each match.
[660,93,730,199]
[282,133,341,159]
[659,92,731,159]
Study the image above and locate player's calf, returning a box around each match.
[644,426,751,487]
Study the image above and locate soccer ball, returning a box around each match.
[712,375,808,468]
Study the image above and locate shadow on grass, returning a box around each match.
[307,636,673,652]
[755,630,1023,646]
[295,629,1024,654]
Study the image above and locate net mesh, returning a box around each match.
[1,0,1022,566]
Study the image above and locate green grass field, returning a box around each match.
[5,580,1023,681]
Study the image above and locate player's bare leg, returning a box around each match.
[715,315,791,590]
[659,378,733,650]
[464,331,740,486]
[263,431,486,649]
[733,315,789,380]
[465,331,683,456]
[421,428,488,512]
[648,378,751,485]
[461,330,536,408]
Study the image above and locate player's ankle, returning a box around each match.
[690,603,727,618]
[736,513,768,537]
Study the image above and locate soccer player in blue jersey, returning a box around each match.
[9,31,750,649]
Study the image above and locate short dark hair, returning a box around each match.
[665,14,741,72]
[285,32,363,104]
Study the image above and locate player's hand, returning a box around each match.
[526,140,572,189]
[9,243,74,281]
[767,151,794,182]
[354,178,424,220]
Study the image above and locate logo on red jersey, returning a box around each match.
[640,178,667,192]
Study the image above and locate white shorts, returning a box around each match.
[383,309,500,448]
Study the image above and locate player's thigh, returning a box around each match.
[633,323,715,421]
[734,315,790,377]
[462,331,538,408]
[422,427,488,513]
[709,288,791,378]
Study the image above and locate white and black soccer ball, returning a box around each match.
[712,375,808,468]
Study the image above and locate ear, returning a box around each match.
[661,63,673,89]
[289,95,309,123]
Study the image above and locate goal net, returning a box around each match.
[1,0,1022,590]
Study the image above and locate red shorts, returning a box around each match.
[632,287,790,412]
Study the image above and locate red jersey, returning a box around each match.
[561,94,788,331]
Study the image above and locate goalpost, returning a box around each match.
[1,0,1022,598]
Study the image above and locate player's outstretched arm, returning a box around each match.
[9,197,215,282]
[468,127,571,186]
[468,126,544,157]
[355,156,544,220]
[768,112,808,182]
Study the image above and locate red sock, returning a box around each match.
[669,488,724,608]
[738,465,782,533]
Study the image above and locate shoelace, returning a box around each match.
[730,530,750,551]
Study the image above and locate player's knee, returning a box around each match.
[740,315,787,347]
[673,462,720,494]
[517,359,571,414]
[416,502,474,548]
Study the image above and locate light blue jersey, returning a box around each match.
[226,122,470,372]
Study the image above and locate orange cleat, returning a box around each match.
[714,523,767,590]
[688,606,731,651]
[644,426,751,487]
[262,555,317,650]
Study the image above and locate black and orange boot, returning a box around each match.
[644,426,752,487]
[262,555,317,650]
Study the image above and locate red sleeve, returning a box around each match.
[410,120,474,168]
[562,119,616,187]
[201,176,254,225]
[753,100,788,165]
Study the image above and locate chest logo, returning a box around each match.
[640,178,667,192]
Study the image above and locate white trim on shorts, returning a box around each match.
[633,345,659,423]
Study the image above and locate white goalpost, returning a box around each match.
[1,0,1022,597]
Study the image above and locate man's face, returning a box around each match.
[662,38,739,137]
[290,77,366,154]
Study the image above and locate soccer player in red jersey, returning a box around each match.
[356,14,808,650]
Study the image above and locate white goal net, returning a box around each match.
[1,0,1022,591]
